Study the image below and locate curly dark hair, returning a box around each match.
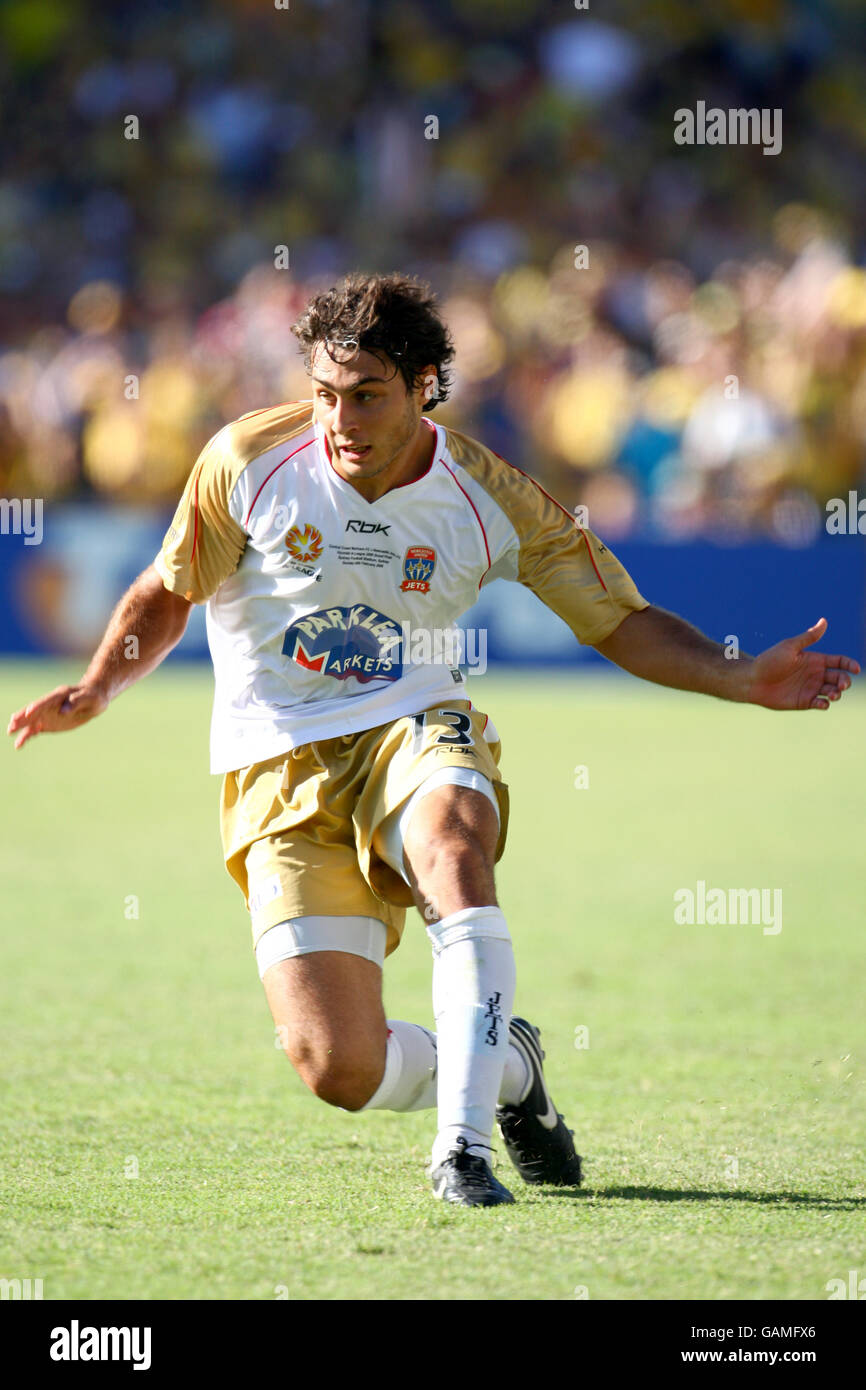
[291,271,455,411]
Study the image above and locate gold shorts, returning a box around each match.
[220,701,509,958]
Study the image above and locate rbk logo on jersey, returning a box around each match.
[282,605,403,682]
[400,545,436,592]
[285,523,323,563]
[346,519,391,535]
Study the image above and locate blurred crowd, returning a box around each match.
[2,0,866,543]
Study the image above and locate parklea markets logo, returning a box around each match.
[283,604,403,682]
[282,609,488,682]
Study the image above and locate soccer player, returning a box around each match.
[9,273,859,1207]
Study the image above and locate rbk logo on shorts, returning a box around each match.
[400,545,436,592]
[282,605,404,682]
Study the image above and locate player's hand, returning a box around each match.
[6,683,109,749]
[747,618,860,711]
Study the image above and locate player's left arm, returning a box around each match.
[594,607,860,711]
[458,451,860,712]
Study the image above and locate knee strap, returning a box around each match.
[255,915,387,978]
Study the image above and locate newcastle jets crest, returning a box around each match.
[400,545,436,593]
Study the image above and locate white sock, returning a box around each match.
[500,1042,531,1106]
[359,1020,529,1113]
[427,906,517,1170]
[360,1020,437,1111]
[359,1024,529,1113]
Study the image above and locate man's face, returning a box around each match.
[310,342,431,489]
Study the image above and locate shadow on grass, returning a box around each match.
[536,1185,866,1209]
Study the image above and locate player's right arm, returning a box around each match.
[7,565,193,748]
[8,422,248,750]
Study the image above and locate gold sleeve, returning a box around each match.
[154,431,248,604]
[444,426,649,645]
[513,484,649,646]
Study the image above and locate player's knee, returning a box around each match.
[292,1045,383,1111]
[309,1059,382,1111]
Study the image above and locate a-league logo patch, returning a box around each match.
[400,545,436,592]
[285,523,323,564]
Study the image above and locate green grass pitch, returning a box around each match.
[1,660,864,1301]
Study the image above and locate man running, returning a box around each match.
[8,272,859,1206]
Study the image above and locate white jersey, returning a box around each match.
[155,402,648,773]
